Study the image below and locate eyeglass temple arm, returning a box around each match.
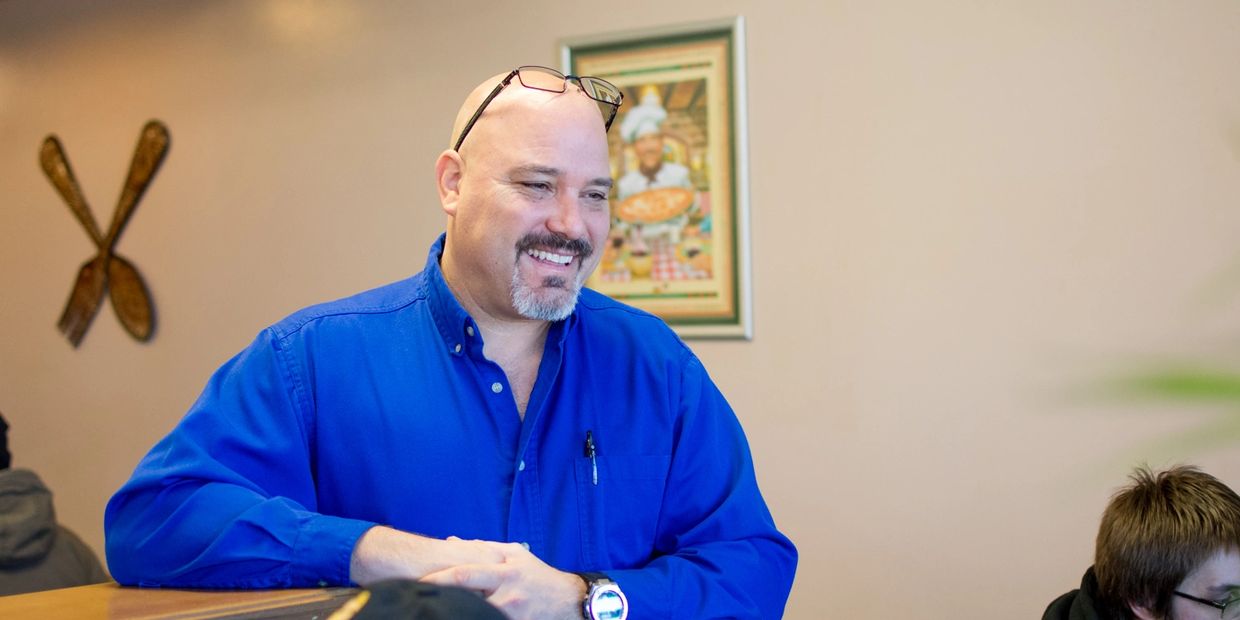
[1174,591,1229,611]
[452,71,517,152]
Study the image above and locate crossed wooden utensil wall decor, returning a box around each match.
[40,120,170,347]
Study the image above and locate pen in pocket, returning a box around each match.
[584,430,598,486]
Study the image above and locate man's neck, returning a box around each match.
[471,311,550,363]
[440,258,549,417]
[441,259,548,359]
[473,314,549,420]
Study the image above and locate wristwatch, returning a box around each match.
[579,572,628,620]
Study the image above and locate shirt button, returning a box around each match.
[520,542,530,550]
[466,325,475,337]
[491,382,503,394]
[518,460,526,471]
[453,343,462,354]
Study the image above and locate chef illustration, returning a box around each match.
[616,87,695,246]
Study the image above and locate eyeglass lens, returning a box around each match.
[516,67,620,102]
[1225,599,1240,620]
[515,66,622,129]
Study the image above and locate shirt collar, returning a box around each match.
[423,234,578,357]
[423,234,475,356]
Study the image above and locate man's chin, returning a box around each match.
[514,295,577,322]
[511,279,579,321]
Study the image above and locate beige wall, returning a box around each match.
[3,1,1240,616]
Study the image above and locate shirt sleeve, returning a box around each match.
[104,328,377,588]
[605,355,798,619]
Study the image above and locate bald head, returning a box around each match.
[448,69,611,155]
[449,71,511,150]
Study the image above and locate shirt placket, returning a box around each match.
[505,323,568,558]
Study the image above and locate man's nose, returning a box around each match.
[547,192,587,239]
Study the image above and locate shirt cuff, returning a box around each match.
[290,514,378,587]
[604,567,670,618]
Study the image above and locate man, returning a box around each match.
[105,66,797,619]
[0,413,110,595]
[1043,465,1240,620]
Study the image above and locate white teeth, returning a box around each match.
[527,249,573,265]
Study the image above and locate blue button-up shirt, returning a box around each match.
[105,236,797,618]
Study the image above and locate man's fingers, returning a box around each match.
[487,540,533,559]
[421,564,506,593]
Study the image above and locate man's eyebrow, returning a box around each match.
[507,165,613,189]
[508,164,560,177]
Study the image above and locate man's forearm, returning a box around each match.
[349,526,506,585]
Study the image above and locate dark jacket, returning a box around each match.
[1043,567,1125,620]
[0,468,109,595]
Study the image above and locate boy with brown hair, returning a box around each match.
[1045,465,1240,620]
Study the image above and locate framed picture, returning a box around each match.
[562,17,752,339]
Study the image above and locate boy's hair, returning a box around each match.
[1095,465,1240,618]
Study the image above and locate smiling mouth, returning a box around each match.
[526,248,575,266]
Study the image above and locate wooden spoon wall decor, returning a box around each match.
[40,120,170,347]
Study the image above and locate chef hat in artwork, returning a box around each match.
[620,87,667,143]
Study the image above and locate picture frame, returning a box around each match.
[561,17,752,339]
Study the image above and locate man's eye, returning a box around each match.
[521,182,553,192]
[584,191,609,202]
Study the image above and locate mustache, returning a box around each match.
[516,233,593,259]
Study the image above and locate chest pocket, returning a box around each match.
[574,453,672,569]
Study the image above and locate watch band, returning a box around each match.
[578,572,627,620]
[578,571,610,586]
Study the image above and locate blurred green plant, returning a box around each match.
[1099,363,1240,460]
[1092,134,1240,465]
[1117,369,1240,402]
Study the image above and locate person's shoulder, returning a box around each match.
[0,468,48,495]
[1042,568,1112,620]
[573,289,691,355]
[54,524,95,557]
[1041,588,1078,620]
[575,287,665,324]
[268,274,428,341]
[663,161,692,180]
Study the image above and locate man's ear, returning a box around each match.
[436,150,464,216]
[1129,601,1159,620]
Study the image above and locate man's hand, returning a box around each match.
[349,526,506,585]
[420,541,586,620]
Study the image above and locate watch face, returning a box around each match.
[591,586,627,620]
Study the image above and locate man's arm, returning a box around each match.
[105,329,502,588]
[609,355,797,618]
[349,527,506,585]
[105,329,376,587]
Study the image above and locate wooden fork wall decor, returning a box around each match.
[40,120,170,347]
